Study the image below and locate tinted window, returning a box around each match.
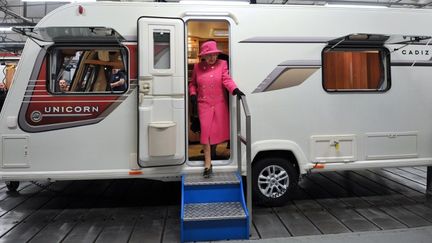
[153,30,171,69]
[322,48,390,91]
[49,47,128,94]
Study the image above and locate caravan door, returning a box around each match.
[137,17,186,167]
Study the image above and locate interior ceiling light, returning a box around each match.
[213,29,229,37]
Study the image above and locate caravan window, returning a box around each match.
[48,47,128,94]
[322,48,390,92]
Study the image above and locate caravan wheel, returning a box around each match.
[252,157,298,206]
[5,181,19,192]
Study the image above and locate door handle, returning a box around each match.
[330,140,340,151]
[140,81,151,94]
[139,77,152,95]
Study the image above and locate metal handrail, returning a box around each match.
[236,94,252,234]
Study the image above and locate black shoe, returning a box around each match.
[203,165,213,178]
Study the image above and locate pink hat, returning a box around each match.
[199,41,222,56]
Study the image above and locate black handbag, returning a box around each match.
[190,100,200,133]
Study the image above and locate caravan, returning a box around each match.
[2,1,432,206]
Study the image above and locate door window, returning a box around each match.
[153,30,171,69]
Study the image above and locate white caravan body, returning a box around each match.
[2,1,432,204]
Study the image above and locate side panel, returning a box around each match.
[1,40,138,176]
[138,17,186,166]
[235,39,432,169]
[18,45,136,133]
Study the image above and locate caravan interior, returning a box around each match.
[186,20,231,161]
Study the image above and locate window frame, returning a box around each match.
[321,46,391,93]
[148,25,175,75]
[152,29,171,70]
[46,44,129,95]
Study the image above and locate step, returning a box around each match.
[181,172,250,242]
[183,202,246,221]
[182,172,244,204]
[184,172,240,186]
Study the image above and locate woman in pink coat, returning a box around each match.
[189,40,244,178]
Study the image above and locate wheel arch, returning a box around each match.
[251,140,309,175]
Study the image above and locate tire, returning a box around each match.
[5,181,19,192]
[252,157,298,206]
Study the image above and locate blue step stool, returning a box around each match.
[181,172,250,242]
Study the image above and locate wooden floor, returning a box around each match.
[0,167,431,242]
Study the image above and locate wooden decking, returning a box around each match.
[0,167,431,242]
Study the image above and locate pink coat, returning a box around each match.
[189,60,237,145]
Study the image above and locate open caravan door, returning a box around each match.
[137,17,186,167]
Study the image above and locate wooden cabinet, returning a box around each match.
[188,37,200,64]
